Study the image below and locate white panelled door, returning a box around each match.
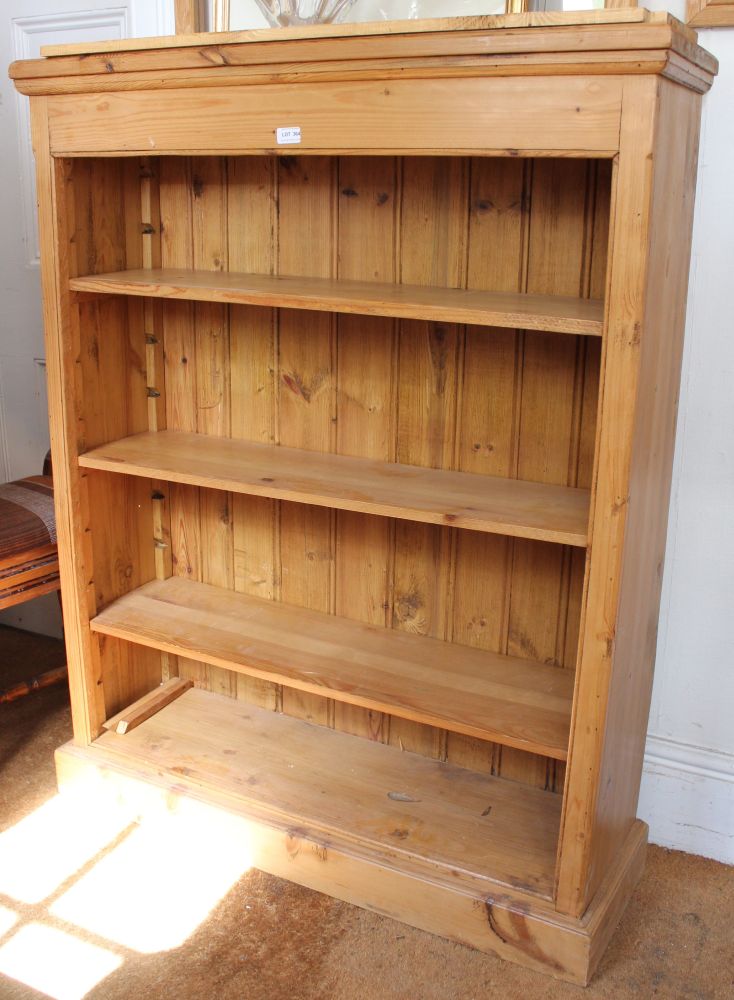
[0,0,174,635]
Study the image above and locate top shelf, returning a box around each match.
[69,268,604,337]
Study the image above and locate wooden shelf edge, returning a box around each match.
[90,577,573,760]
[68,268,604,337]
[78,431,591,548]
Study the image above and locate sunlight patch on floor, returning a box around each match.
[51,797,254,953]
[0,787,254,997]
[0,922,123,1000]
[0,790,133,904]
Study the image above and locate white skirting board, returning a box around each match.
[640,735,734,865]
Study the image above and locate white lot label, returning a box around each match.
[276,126,302,145]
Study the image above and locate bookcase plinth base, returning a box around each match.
[55,740,648,986]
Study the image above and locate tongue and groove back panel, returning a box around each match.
[69,153,611,793]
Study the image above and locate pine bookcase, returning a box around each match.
[10,10,716,984]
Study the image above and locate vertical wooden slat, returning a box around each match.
[191,156,234,698]
[160,159,197,433]
[333,155,398,740]
[159,158,209,689]
[277,155,337,726]
[127,156,175,682]
[499,159,593,788]
[390,157,468,758]
[228,155,280,710]
[140,159,174,651]
[448,157,527,774]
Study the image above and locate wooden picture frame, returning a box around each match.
[688,0,734,26]
[211,0,526,33]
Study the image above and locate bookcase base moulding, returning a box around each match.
[11,10,715,986]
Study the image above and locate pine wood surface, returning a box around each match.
[10,11,715,102]
[150,154,604,788]
[69,160,166,718]
[93,684,563,898]
[555,78,704,916]
[174,0,203,35]
[331,155,394,746]
[15,17,713,983]
[30,110,100,743]
[32,143,165,736]
[102,676,192,734]
[36,10,683,57]
[78,430,591,546]
[84,151,612,790]
[688,0,734,27]
[42,78,623,157]
[9,53,715,103]
[90,576,574,759]
[56,734,649,985]
[70,269,604,336]
[558,77,704,915]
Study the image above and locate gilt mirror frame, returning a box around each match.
[688,0,734,26]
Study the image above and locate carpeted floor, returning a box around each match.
[0,624,732,1000]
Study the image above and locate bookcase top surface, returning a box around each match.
[10,9,717,94]
[33,10,700,56]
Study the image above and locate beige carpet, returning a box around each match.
[0,625,732,1000]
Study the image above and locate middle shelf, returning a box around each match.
[91,576,575,760]
[68,267,605,337]
[79,431,590,546]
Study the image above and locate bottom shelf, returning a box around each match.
[92,686,561,899]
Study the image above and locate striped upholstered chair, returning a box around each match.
[0,457,59,611]
[0,454,66,701]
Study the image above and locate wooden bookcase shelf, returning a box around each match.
[92,685,563,897]
[13,10,714,986]
[91,576,574,760]
[69,268,605,336]
[79,430,591,546]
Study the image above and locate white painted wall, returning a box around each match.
[637,21,734,866]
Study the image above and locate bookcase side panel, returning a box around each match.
[32,119,163,734]
[31,103,104,743]
[588,79,703,906]
[70,158,162,716]
[556,77,703,915]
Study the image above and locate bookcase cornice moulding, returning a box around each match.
[10,10,715,986]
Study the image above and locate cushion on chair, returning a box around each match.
[0,475,59,609]
[0,476,59,608]
[0,476,57,571]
